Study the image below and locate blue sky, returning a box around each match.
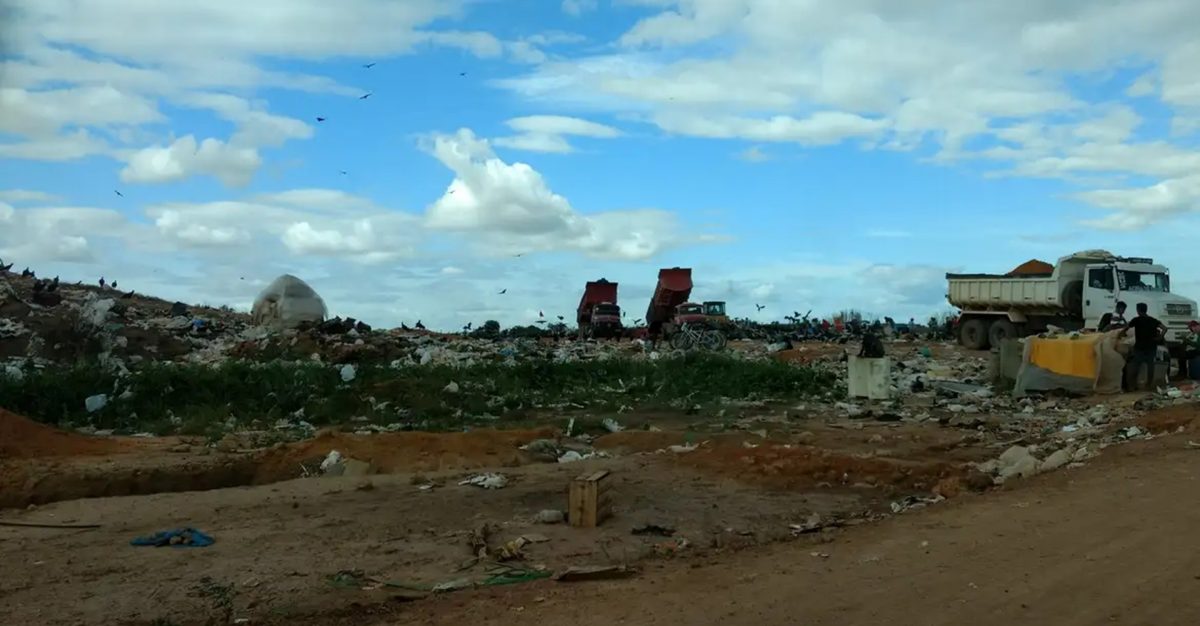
[4,0,1200,330]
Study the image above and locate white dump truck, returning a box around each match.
[946,250,1198,351]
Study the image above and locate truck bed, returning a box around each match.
[947,274,1065,311]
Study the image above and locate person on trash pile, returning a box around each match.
[1119,302,1167,391]
[1100,301,1128,332]
[1179,321,1200,379]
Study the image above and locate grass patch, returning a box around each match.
[0,353,841,435]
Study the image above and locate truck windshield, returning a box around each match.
[1118,271,1169,292]
[594,304,619,315]
[704,302,726,315]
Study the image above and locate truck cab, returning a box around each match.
[702,301,728,325]
[1081,260,1196,344]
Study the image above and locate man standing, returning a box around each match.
[1180,321,1200,380]
[1100,301,1128,332]
[1120,302,1166,390]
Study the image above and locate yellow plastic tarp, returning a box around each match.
[1026,334,1101,379]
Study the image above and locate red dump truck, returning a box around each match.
[577,279,622,338]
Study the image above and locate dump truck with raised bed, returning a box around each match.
[946,250,1198,351]
[577,279,621,338]
[644,267,728,348]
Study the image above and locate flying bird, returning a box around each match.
[358,92,372,100]
[514,253,524,258]
[634,319,643,325]
[339,170,348,175]
[535,320,547,325]
[362,63,376,68]
[114,190,124,197]
[498,289,507,295]
[459,71,467,77]
[557,315,564,321]
[464,322,473,331]
[316,116,326,122]
[756,303,766,311]
[538,310,544,318]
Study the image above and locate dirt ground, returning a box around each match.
[1,400,1197,625]
[288,426,1200,626]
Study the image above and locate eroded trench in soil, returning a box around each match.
[1,408,979,509]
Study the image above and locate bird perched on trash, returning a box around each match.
[401,322,409,330]
[756,303,766,311]
[21,268,33,278]
[415,320,426,330]
[121,289,135,299]
[48,276,59,292]
[99,277,106,288]
[0,260,12,273]
[111,281,118,289]
[32,280,45,293]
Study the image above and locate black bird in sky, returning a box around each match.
[557,315,564,321]
[464,322,473,331]
[113,190,124,197]
[339,170,348,175]
[756,303,766,311]
[459,71,467,77]
[363,63,376,68]
[498,289,507,295]
[316,116,326,122]
[359,92,372,100]
[538,310,544,318]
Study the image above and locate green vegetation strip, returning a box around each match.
[0,353,840,435]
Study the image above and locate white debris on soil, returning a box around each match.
[459,473,508,489]
[339,364,357,382]
[443,381,460,394]
[319,450,343,473]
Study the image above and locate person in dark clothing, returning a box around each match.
[1180,321,1200,380]
[1119,303,1166,390]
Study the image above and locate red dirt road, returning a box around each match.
[362,433,1200,626]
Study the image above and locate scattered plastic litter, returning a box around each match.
[130,527,215,548]
[459,473,508,489]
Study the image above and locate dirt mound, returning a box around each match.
[254,427,559,482]
[0,408,140,459]
[1008,259,1054,276]
[678,443,961,492]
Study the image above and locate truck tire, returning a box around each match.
[960,318,991,350]
[1061,280,1084,316]
[988,319,1018,346]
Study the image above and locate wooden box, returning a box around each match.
[568,470,612,528]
